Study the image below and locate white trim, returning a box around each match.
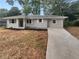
[26,19,32,24]
[52,20,56,24]
[9,19,16,24]
[37,19,43,23]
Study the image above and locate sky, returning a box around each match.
[0,0,22,10]
[0,0,78,10]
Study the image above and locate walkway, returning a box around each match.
[46,28,79,59]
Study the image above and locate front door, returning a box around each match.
[19,19,23,27]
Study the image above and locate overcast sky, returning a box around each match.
[0,0,78,10]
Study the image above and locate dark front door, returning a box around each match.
[19,19,23,27]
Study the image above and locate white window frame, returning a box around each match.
[26,19,32,24]
[9,19,16,24]
[53,20,56,24]
[37,19,43,23]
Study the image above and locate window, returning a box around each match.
[39,19,42,23]
[9,19,16,23]
[27,19,31,24]
[53,20,56,23]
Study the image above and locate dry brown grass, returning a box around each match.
[0,29,48,59]
[66,27,79,39]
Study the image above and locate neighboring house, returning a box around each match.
[0,18,6,27]
[3,15,67,29]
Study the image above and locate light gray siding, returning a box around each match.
[7,19,25,29]
[7,18,64,29]
[26,19,47,29]
[6,16,66,29]
[7,19,18,28]
[3,15,67,29]
[48,19,64,28]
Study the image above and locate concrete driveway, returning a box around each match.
[46,28,79,59]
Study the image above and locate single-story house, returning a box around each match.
[3,15,67,29]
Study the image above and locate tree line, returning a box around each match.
[0,7,21,18]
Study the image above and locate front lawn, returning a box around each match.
[0,29,48,59]
[66,27,79,39]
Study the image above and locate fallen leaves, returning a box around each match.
[0,29,48,59]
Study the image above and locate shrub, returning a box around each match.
[72,20,79,26]
[64,20,73,28]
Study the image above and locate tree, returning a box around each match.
[8,7,21,16]
[63,0,79,21]
[6,0,70,15]
[63,0,79,27]
[6,0,40,15]
[0,9,8,18]
[69,0,79,16]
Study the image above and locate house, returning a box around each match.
[3,15,67,29]
[0,18,6,27]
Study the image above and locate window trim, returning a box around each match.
[27,19,32,24]
[9,19,16,23]
[53,20,56,24]
[38,19,43,23]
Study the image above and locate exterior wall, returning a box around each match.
[48,19,64,28]
[26,19,47,29]
[7,19,25,29]
[7,19,18,28]
[6,18,64,29]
